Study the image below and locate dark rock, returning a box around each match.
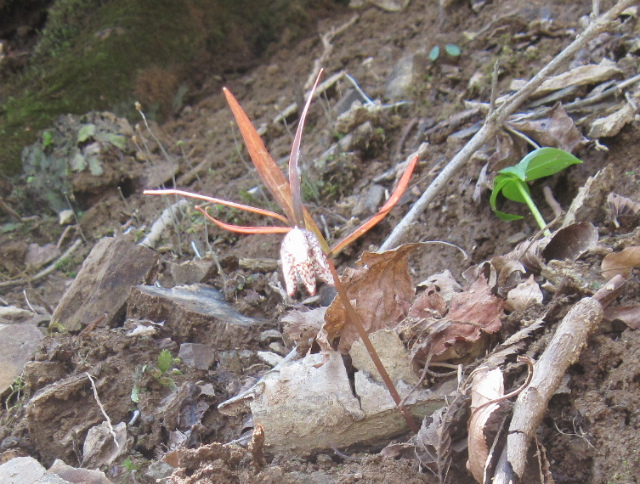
[178,343,215,370]
[127,284,265,348]
[51,237,157,332]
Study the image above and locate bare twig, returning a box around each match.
[380,0,637,251]
[304,14,358,90]
[0,239,83,289]
[140,199,190,249]
[86,372,119,449]
[0,196,24,222]
[492,275,624,482]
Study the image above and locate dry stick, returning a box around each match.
[0,239,83,289]
[380,0,637,251]
[492,275,625,483]
[327,258,420,433]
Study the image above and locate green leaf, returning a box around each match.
[429,46,440,61]
[157,349,172,374]
[500,147,583,181]
[444,44,461,57]
[490,173,527,219]
[77,124,96,143]
[131,385,140,403]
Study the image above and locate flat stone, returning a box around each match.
[48,459,113,484]
[385,52,426,100]
[178,343,215,370]
[127,284,265,348]
[0,323,44,394]
[51,237,157,331]
[144,460,175,481]
[0,456,46,484]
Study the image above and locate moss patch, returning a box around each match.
[0,0,333,177]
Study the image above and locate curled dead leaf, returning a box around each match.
[506,274,544,312]
[506,103,585,153]
[603,305,640,329]
[323,244,418,353]
[541,222,598,263]
[606,192,640,230]
[602,246,640,279]
[402,275,505,364]
[467,367,505,484]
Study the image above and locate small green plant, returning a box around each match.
[429,44,461,62]
[4,376,26,410]
[490,147,583,235]
[132,349,182,400]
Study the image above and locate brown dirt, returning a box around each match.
[2,1,640,483]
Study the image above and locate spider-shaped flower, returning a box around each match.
[145,69,417,297]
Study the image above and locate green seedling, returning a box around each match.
[490,147,583,236]
[132,349,182,400]
[429,44,461,62]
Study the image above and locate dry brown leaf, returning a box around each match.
[486,130,528,172]
[602,246,640,279]
[408,284,448,319]
[323,244,418,353]
[430,275,505,360]
[506,274,543,312]
[282,307,327,352]
[541,222,598,263]
[606,192,640,230]
[417,269,463,303]
[506,103,585,153]
[467,367,504,484]
[603,305,640,329]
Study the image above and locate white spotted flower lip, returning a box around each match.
[281,227,334,297]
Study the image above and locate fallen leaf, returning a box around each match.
[603,305,640,329]
[602,246,640,279]
[282,307,327,353]
[541,222,599,263]
[506,274,544,312]
[522,58,623,97]
[467,367,505,484]
[417,270,463,303]
[606,192,640,230]
[323,244,418,353]
[506,103,585,153]
[403,275,505,364]
[430,275,505,360]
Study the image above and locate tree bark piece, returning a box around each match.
[494,275,625,482]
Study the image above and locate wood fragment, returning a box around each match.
[492,275,625,482]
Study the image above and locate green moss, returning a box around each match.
[0,0,329,177]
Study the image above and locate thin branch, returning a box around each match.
[380,0,637,251]
[0,239,83,289]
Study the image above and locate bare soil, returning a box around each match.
[2,1,640,483]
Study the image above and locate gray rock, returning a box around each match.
[48,459,113,484]
[0,456,46,484]
[178,343,215,370]
[385,52,426,100]
[51,237,157,331]
[352,184,385,217]
[144,460,175,481]
[127,284,265,348]
[0,322,44,394]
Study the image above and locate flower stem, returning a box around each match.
[515,181,551,236]
[327,259,420,433]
